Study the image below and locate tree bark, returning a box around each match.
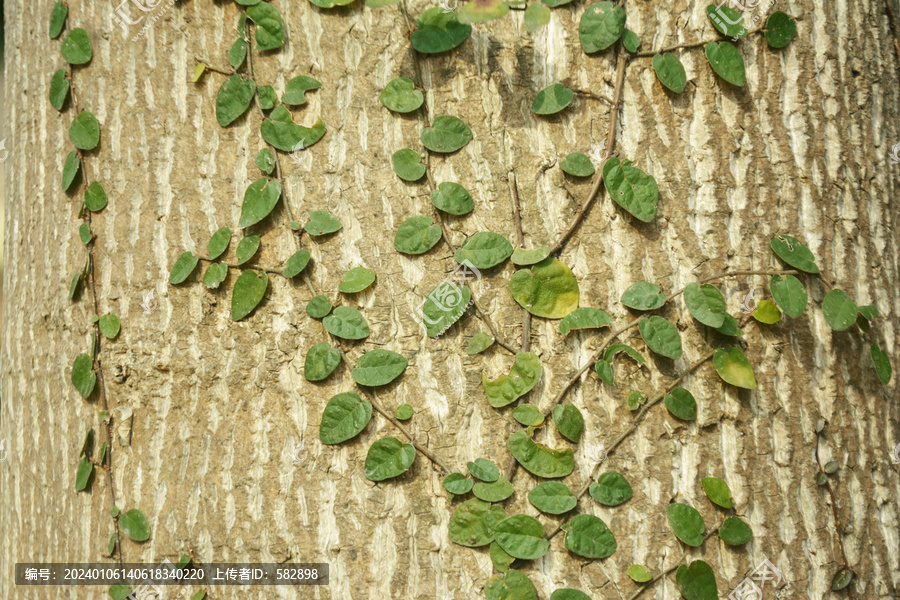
[2,0,899,598]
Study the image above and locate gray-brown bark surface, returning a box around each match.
[2,0,900,598]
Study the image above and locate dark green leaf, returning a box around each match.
[119,509,151,542]
[61,28,92,65]
[621,281,666,310]
[638,316,683,359]
[75,456,93,491]
[700,476,732,508]
[431,182,475,215]
[667,503,705,546]
[770,274,807,318]
[169,252,199,284]
[467,458,500,482]
[718,516,752,545]
[364,437,415,481]
[770,235,819,273]
[69,270,82,300]
[507,430,574,478]
[207,227,232,260]
[485,570,538,600]
[651,53,687,93]
[552,404,584,443]
[228,38,248,70]
[715,313,744,336]
[304,343,341,382]
[474,477,514,502]
[493,514,548,560]
[713,347,757,389]
[831,568,853,591]
[443,473,473,495]
[235,233,260,264]
[683,282,726,328]
[604,344,645,364]
[706,4,745,38]
[765,11,797,48]
[560,152,595,177]
[589,471,632,506]
[509,258,580,319]
[323,306,369,339]
[261,106,327,152]
[871,343,892,385]
[109,584,132,599]
[603,157,659,222]
[216,75,256,127]
[231,270,267,320]
[79,223,92,245]
[579,2,626,53]
[283,250,311,278]
[69,111,100,150]
[489,542,515,573]
[50,69,69,111]
[380,78,424,113]
[595,359,613,385]
[449,498,503,547]
[392,148,426,181]
[98,314,120,339]
[705,41,746,86]
[62,150,81,191]
[421,115,473,153]
[319,392,372,444]
[532,84,574,115]
[468,332,495,354]
[482,352,541,407]
[395,216,442,255]
[823,289,858,331]
[411,8,472,54]
[675,560,718,600]
[257,85,276,110]
[306,295,333,318]
[305,210,342,236]
[564,513,617,558]
[49,1,68,38]
[255,148,275,174]
[239,178,282,228]
[528,482,577,515]
[455,232,513,269]
[664,387,697,420]
[282,75,322,105]
[246,2,285,50]
[622,29,641,53]
[824,460,839,474]
[352,349,407,386]
[84,181,108,211]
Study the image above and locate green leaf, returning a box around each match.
[513,404,545,427]
[482,352,542,408]
[207,227,232,260]
[579,2,626,53]
[61,28,92,65]
[282,75,322,105]
[719,516,753,545]
[664,387,697,420]
[261,106,327,151]
[715,313,743,336]
[675,560,718,600]
[306,295,333,318]
[595,359,613,385]
[638,316,683,359]
[622,29,641,53]
[239,178,281,228]
[455,232,513,269]
[169,252,199,284]
[304,343,341,382]
[605,343,645,364]
[651,53,687,93]
[831,568,853,591]
[474,477,514,502]
[365,437,415,481]
[626,390,646,410]
[524,3,551,31]
[231,270,267,320]
[459,0,509,23]
[310,0,355,7]
[509,258,580,319]
[468,332,495,354]
[489,542,515,573]
[705,41,746,86]
[770,235,819,273]
[69,270,82,300]
[564,514,617,558]
[323,306,370,339]
[352,349,407,386]
[823,289,858,331]
[98,314,120,340]
[752,299,782,324]
[49,69,70,111]
[119,509,151,542]
[431,182,475,215]
[49,1,68,38]
[75,456,93,491]
[507,430,574,478]
[235,233,260,264]
[765,11,797,48]
[411,8,472,54]
[493,514,548,560]
[467,458,500,482]
[246,2,285,50]
[667,503,705,546]
[392,148,427,181]
[528,482,577,515]
[203,262,228,289]
[190,592,207,600]
[421,115,473,153]
[485,570,538,600]
[627,565,652,583]
[706,4,745,38]
[319,392,372,444]
[228,38,248,70]
[449,498,504,547]
[380,77,424,113]
[69,111,100,151]
[365,0,401,6]
[603,157,659,222]
[532,84,574,115]
[84,181,108,212]
[552,404,584,443]
[339,267,376,293]
[255,148,275,174]
[559,307,612,335]
[282,250,311,278]
[305,210,342,236]
[589,471,632,506]
[216,75,256,127]
[443,473,474,495]
[394,403,414,420]
[871,343,892,385]
[560,152,595,177]
[62,150,81,191]
[257,85,276,110]
[421,282,472,338]
[511,247,551,266]
[79,223,92,245]
[107,533,116,555]
[770,274,807,318]
[700,476,732,508]
[109,585,132,600]
[683,283,726,328]
[621,281,665,310]
[713,347,757,389]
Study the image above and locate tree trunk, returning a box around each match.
[2,0,899,599]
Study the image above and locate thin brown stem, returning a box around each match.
[193,56,235,76]
[815,428,852,573]
[634,27,765,58]
[571,89,615,105]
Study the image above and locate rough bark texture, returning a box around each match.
[2,0,900,598]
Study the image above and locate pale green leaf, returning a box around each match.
[493,515,548,560]
[579,2,626,53]
[467,332,495,354]
[700,476,732,508]
[559,307,611,334]
[50,69,69,111]
[467,458,500,482]
[239,178,281,228]
[871,343,892,385]
[532,84,574,115]
[713,347,757,389]
[431,182,475,215]
[246,2,285,50]
[603,157,659,222]
[339,267,376,293]
[482,352,541,408]
[511,247,551,266]
[507,430,574,478]
[84,181,108,212]
[422,282,471,338]
[119,509,150,542]
[61,28,92,65]
[443,473,474,495]
[455,232,513,269]
[449,498,504,547]
[509,258,580,319]
[306,295,333,318]
[411,8,472,54]
[667,502,705,546]
[392,148,427,181]
[552,404,584,443]
[282,75,322,105]
[752,299,782,324]
[421,115,473,153]
[98,314,120,339]
[305,210,342,236]
[474,477,514,502]
[216,75,256,127]
[528,481,577,514]
[261,106,326,152]
[282,250,311,278]
[304,343,341,382]
[485,570,537,600]
[683,282,726,328]
[380,78,424,113]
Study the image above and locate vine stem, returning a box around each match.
[815,427,852,575]
[625,526,721,600]
[508,172,532,353]
[633,27,766,58]
[198,256,284,276]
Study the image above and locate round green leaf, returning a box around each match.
[231,270,267,321]
[261,106,326,151]
[421,115,473,153]
[511,247,551,266]
[824,460,839,474]
[62,150,81,191]
[431,182,475,215]
[255,148,275,174]
[468,458,500,482]
[69,111,100,151]
[339,267,376,293]
[98,314,120,340]
[564,513,617,558]
[706,4,745,38]
[482,352,542,408]
[455,232,513,269]
[449,498,504,547]
[203,262,228,289]
[823,289,858,331]
[216,75,256,127]
[684,282,726,328]
[831,568,853,591]
[524,3,551,31]
[474,476,514,502]
[489,542,515,573]
[552,404,584,443]
[75,456,93,491]
[365,437,416,481]
[770,274,807,318]
[507,430,574,478]
[494,514,548,560]
[621,281,665,310]
[282,75,322,105]
[352,349,407,386]
[626,390,647,411]
[228,38,248,70]
[306,295,333,319]
[652,53,687,93]
[485,570,537,600]
[236,233,260,265]
[119,509,150,542]
[443,473,474,495]
[509,258,580,319]
[752,299,782,324]
[664,387,697,420]
[639,316,683,359]
[603,157,659,222]
[871,343,892,385]
[589,471,632,506]
[719,516,753,545]
[283,250,311,278]
[705,41,746,86]
[713,347,757,389]
[668,503,705,546]
[392,149,426,182]
[770,235,819,273]
[700,476,732,508]
[380,78,424,113]
[560,152,595,177]
[304,343,341,382]
[559,307,611,334]
[528,482,577,515]
[622,29,641,53]
[246,2,285,50]
[579,2,626,53]
[513,404,545,427]
[394,403,414,420]
[467,332,495,354]
[532,84,574,115]
[319,392,372,444]
[765,11,797,48]
[50,69,70,111]
[421,282,472,338]
[675,560,718,600]
[207,227,232,261]
[323,306,370,340]
[84,181,108,212]
[61,28,92,64]
[627,565,652,583]
[49,1,68,38]
[257,85,276,110]
[239,178,282,228]
[305,210,342,236]
[411,8,472,54]
[169,252,199,284]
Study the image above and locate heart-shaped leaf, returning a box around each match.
[564,514,617,558]
[380,77,424,113]
[507,430,574,478]
[84,181,107,212]
[239,178,281,228]
[305,210,342,236]
[511,247,551,266]
[207,227,232,260]
[664,387,697,420]
[231,270,267,320]
[395,216,442,254]
[706,4,745,38]
[69,111,100,150]
[98,314,120,339]
[528,482,577,515]
[603,157,659,222]
[652,53,687,93]
[61,28,92,64]
[203,262,228,289]
[443,473,474,495]
[509,258,580,319]
[119,509,151,542]
[246,2,285,50]
[392,148,427,181]
[49,1,68,38]
[261,106,326,151]
[579,2,626,53]
[700,476,732,508]
[421,115,473,153]
[493,515,548,560]
[770,235,819,273]
[72,353,95,399]
[235,233,260,264]
[482,352,541,407]
[468,332,495,354]
[765,11,797,48]
[431,182,475,215]
[304,343,341,382]
[228,38,248,70]
[474,477,514,502]
[589,471,632,506]
[667,503,705,546]
[622,29,641,53]
[871,343,892,385]
[282,250,311,278]
[719,516,753,545]
[339,267,376,293]
[323,306,370,339]
[394,404,413,420]
[716,313,743,336]
[352,349,408,386]
[713,347,757,389]
[455,232,513,269]
[282,75,322,105]
[306,295,333,319]
[255,148,275,174]
[532,84,574,115]
[364,437,415,481]
[684,283,726,328]
[169,252,199,284]
[823,289,858,331]
[467,458,500,482]
[639,316,683,359]
[560,152,595,177]
[449,498,505,547]
[79,223,92,245]
[411,8,472,54]
[770,274,807,318]
[319,392,372,444]
[675,560,718,600]
[50,69,69,111]
[216,75,256,127]
[552,404,584,443]
[705,41,746,86]
[752,299,782,324]
[62,150,81,191]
